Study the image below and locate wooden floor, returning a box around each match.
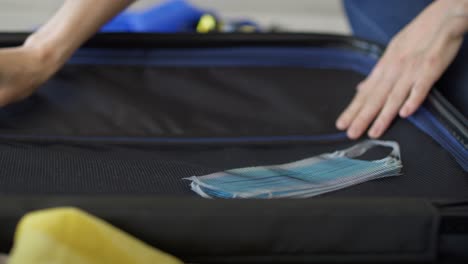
[0,0,350,34]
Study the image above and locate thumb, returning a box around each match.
[0,87,17,107]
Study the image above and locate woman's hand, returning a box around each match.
[0,44,61,107]
[336,0,468,139]
[0,0,135,107]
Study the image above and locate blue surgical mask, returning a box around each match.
[185,140,402,199]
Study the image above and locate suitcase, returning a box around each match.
[0,33,466,263]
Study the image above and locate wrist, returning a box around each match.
[22,33,68,72]
[441,0,468,37]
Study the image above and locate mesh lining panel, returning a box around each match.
[0,66,466,199]
[0,67,358,137]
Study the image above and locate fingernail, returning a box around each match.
[347,127,359,139]
[369,124,382,139]
[399,107,408,118]
[336,119,347,130]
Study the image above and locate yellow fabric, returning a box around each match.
[8,207,183,264]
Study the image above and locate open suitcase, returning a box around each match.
[0,33,467,263]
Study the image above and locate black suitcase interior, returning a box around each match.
[0,33,467,263]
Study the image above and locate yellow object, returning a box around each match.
[196,14,217,33]
[8,207,183,264]
[238,25,257,33]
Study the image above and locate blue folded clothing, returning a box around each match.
[101,0,205,33]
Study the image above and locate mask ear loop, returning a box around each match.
[338,140,401,162]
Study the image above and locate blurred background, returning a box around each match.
[0,0,351,34]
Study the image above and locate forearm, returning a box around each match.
[24,0,135,67]
[460,1,468,33]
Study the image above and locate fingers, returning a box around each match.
[399,81,430,118]
[0,83,30,107]
[335,84,367,130]
[399,64,438,118]
[338,55,400,140]
[346,73,395,139]
[400,45,454,117]
[334,0,466,140]
[0,88,16,107]
[336,61,385,131]
[339,50,442,139]
[336,51,422,140]
[368,72,413,138]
